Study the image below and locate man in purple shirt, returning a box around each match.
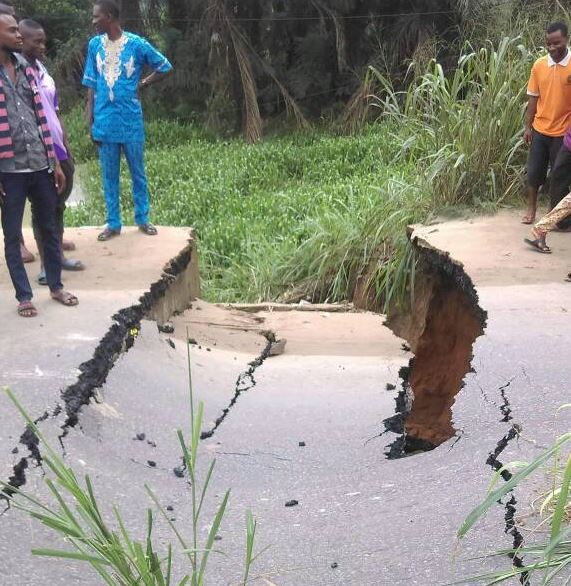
[19,19,84,282]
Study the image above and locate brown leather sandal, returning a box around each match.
[18,301,37,317]
[51,290,79,306]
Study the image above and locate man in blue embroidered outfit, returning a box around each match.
[82,0,172,241]
[0,13,78,317]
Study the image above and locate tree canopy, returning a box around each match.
[14,0,525,138]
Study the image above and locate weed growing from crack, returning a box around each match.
[457,431,571,585]
[0,340,264,586]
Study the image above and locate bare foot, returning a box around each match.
[62,239,76,251]
[521,211,536,224]
[20,243,35,263]
[50,289,79,306]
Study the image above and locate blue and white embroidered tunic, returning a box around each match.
[82,32,172,143]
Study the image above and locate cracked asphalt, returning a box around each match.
[1,213,571,585]
[0,226,193,584]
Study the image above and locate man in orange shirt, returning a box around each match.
[523,21,571,224]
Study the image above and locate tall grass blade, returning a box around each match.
[459,433,571,538]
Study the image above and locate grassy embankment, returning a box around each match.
[66,37,532,309]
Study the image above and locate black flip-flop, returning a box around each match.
[98,227,121,241]
[524,238,552,254]
[62,258,85,271]
[138,223,158,236]
[565,272,571,283]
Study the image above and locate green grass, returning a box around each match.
[67,119,415,303]
[458,430,571,585]
[65,36,534,308]
[0,340,262,585]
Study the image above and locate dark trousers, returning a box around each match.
[0,170,63,302]
[527,130,563,189]
[32,157,74,257]
[548,144,571,229]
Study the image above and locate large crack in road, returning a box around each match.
[200,331,275,440]
[486,381,528,585]
[380,236,530,580]
[0,225,537,584]
[383,239,487,456]
[0,242,196,506]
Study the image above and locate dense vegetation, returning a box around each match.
[19,0,552,137]
[67,35,533,306]
[17,0,558,304]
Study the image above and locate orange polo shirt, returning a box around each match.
[527,51,571,137]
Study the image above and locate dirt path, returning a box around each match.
[413,209,571,286]
[0,226,192,294]
[172,300,404,357]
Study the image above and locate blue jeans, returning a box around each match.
[0,170,63,302]
[98,142,150,231]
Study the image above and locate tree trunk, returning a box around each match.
[168,0,188,33]
[121,0,143,34]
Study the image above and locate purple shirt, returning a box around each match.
[565,126,571,152]
[33,60,68,161]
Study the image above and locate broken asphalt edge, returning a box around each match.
[200,330,276,441]
[383,231,488,457]
[403,229,528,580]
[1,229,200,505]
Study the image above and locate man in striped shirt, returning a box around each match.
[0,13,77,316]
[0,0,35,263]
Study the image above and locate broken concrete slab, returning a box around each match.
[411,209,571,287]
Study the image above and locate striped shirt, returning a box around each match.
[0,53,53,172]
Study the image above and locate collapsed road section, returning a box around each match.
[2,212,566,585]
[383,236,488,456]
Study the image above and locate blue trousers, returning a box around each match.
[1,170,63,302]
[98,142,150,231]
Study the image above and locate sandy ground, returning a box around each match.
[414,209,571,286]
[1,226,192,297]
[172,300,404,358]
